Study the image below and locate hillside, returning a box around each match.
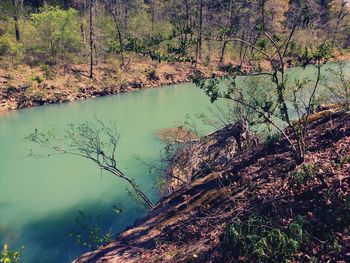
[74,109,350,262]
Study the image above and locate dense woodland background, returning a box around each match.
[1,0,350,70]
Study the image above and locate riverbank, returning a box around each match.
[1,55,349,113]
[75,108,350,262]
[0,60,227,112]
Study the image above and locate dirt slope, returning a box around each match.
[74,109,350,263]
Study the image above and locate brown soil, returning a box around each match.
[74,109,350,263]
[1,54,348,113]
[0,60,225,112]
[156,127,199,143]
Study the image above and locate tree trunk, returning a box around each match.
[89,0,94,79]
[220,40,227,63]
[106,166,155,209]
[207,31,212,62]
[183,0,190,54]
[12,0,21,41]
[128,178,155,209]
[196,0,204,61]
[111,13,126,69]
[331,1,348,48]
[150,1,155,33]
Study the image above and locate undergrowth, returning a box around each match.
[221,215,308,262]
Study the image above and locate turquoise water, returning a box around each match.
[0,62,348,262]
[0,83,220,262]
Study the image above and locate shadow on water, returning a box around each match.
[1,199,146,263]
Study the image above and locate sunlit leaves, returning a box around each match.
[0,244,21,263]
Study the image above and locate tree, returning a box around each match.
[25,119,155,209]
[193,4,332,163]
[328,0,349,48]
[11,0,22,42]
[104,0,127,69]
[30,5,82,63]
[195,0,204,60]
[324,61,350,109]
[89,0,94,78]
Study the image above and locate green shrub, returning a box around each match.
[31,75,44,84]
[69,211,114,250]
[146,69,159,81]
[264,132,281,149]
[29,5,82,63]
[221,215,308,262]
[203,56,210,67]
[4,86,18,95]
[218,63,238,74]
[339,155,350,167]
[0,244,22,263]
[290,163,316,188]
[41,64,54,80]
[0,36,22,57]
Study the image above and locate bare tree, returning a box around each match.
[330,0,349,48]
[25,119,155,209]
[89,0,94,78]
[196,0,204,60]
[103,0,134,70]
[194,5,332,163]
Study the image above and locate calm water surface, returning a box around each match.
[0,62,349,262]
[0,83,220,262]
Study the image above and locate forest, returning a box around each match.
[0,0,349,70]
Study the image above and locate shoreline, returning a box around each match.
[0,61,226,113]
[1,55,349,114]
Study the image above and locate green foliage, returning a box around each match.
[288,41,303,58]
[0,35,22,57]
[4,86,18,94]
[203,56,210,67]
[290,163,316,188]
[31,75,44,84]
[264,132,281,149]
[218,26,235,39]
[256,38,268,50]
[26,119,155,209]
[299,42,332,67]
[29,5,81,63]
[192,70,278,128]
[217,63,239,74]
[339,155,350,167]
[27,87,46,101]
[312,42,332,61]
[0,1,13,21]
[222,215,308,262]
[40,64,54,80]
[69,210,114,250]
[0,244,22,263]
[123,35,195,63]
[192,73,220,103]
[146,69,159,81]
[0,0,345,71]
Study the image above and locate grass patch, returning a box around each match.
[221,215,308,262]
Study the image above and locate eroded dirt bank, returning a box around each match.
[74,109,350,262]
[0,61,226,112]
[1,56,348,113]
